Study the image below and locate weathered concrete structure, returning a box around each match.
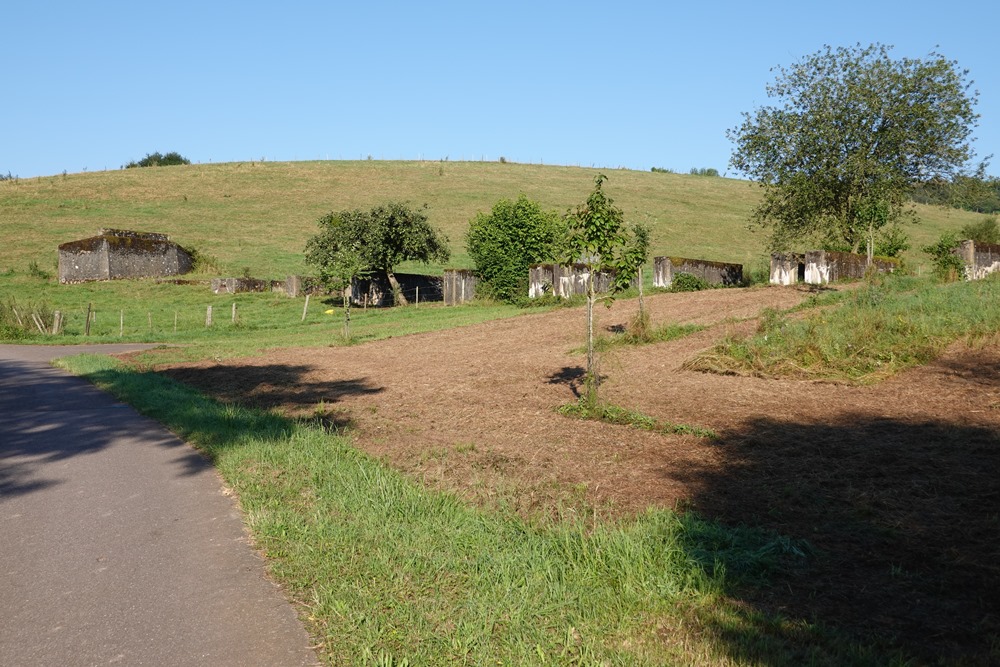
[769,253,806,286]
[957,240,1000,280]
[653,256,743,288]
[58,229,193,284]
[211,277,281,295]
[350,272,444,306]
[528,263,622,299]
[443,269,478,305]
[770,250,899,285]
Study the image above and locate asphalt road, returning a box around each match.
[0,345,319,666]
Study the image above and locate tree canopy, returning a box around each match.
[304,201,450,305]
[466,195,563,303]
[124,151,191,168]
[729,43,980,253]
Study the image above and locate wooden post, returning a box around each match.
[206,305,213,327]
[31,313,46,334]
[232,302,237,323]
[174,311,178,333]
[85,303,92,336]
[301,294,310,322]
[11,307,23,327]
[415,286,419,307]
[120,310,124,337]
[147,312,152,331]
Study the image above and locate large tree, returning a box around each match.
[305,202,450,305]
[729,43,980,253]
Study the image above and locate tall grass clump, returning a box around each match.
[685,274,1000,383]
[57,354,861,665]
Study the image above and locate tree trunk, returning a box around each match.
[386,270,409,306]
[585,269,598,407]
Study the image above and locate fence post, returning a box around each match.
[301,294,310,322]
[206,305,213,327]
[232,302,237,323]
[415,286,419,307]
[120,310,124,337]
[51,311,62,335]
[147,312,152,331]
[85,303,92,336]
[174,311,178,333]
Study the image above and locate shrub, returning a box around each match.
[124,152,191,168]
[922,233,965,282]
[670,272,710,292]
[650,166,673,174]
[689,167,720,177]
[466,195,563,303]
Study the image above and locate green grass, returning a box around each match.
[0,272,528,363]
[685,273,1000,383]
[57,353,901,665]
[1,160,990,283]
[559,399,717,439]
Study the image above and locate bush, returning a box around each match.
[124,152,191,168]
[689,167,720,177]
[960,216,999,245]
[650,166,673,174]
[670,272,710,292]
[922,233,966,282]
[466,195,564,303]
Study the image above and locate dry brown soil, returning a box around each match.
[154,285,999,662]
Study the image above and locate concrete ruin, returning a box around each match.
[770,250,899,285]
[58,229,193,284]
[528,263,624,299]
[653,256,744,288]
[957,240,1000,280]
[443,269,478,305]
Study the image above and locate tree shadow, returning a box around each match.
[0,358,201,498]
[1,359,384,499]
[670,413,1000,664]
[160,363,384,414]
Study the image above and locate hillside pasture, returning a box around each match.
[1,161,989,281]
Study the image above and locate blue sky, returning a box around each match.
[3,1,997,179]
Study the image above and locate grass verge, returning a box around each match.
[684,274,1000,383]
[559,399,717,439]
[55,354,901,665]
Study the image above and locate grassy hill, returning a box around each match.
[1,160,989,279]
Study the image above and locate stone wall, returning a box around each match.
[804,251,898,285]
[443,269,478,305]
[653,256,743,288]
[958,240,1000,280]
[58,229,193,284]
[770,250,899,285]
[528,263,621,299]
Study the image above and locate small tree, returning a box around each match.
[304,213,369,339]
[564,175,646,407]
[466,195,563,303]
[305,202,449,307]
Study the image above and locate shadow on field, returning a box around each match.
[161,363,384,413]
[677,413,1000,664]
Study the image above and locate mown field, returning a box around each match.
[3,162,998,665]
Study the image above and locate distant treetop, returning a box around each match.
[124,152,191,168]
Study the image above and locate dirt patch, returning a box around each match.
[153,285,999,662]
